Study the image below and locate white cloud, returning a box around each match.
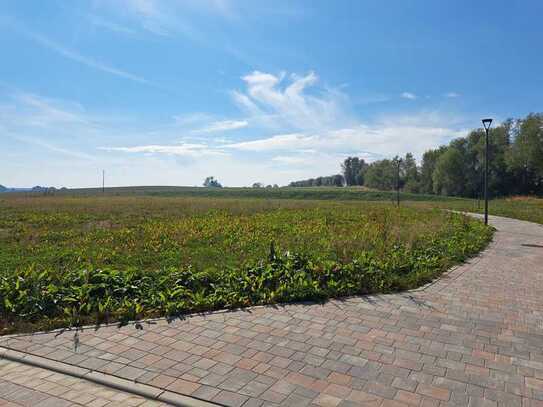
[196,119,248,133]
[225,72,467,162]
[171,114,248,134]
[225,133,313,152]
[445,92,460,98]
[99,143,227,158]
[232,70,351,132]
[401,92,417,100]
[1,69,472,187]
[225,121,466,162]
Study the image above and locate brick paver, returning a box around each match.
[1,214,543,406]
[0,358,168,406]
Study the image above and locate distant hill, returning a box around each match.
[0,185,7,192]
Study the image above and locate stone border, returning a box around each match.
[0,346,221,407]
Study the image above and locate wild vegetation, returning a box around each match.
[416,195,543,226]
[0,195,492,334]
[290,113,543,197]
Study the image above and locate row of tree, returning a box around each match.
[288,174,344,187]
[289,113,543,197]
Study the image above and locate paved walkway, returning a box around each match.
[1,214,543,407]
[0,358,166,406]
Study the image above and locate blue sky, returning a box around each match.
[1,0,542,187]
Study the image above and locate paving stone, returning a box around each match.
[0,361,166,407]
[212,390,249,407]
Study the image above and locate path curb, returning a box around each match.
[0,346,220,407]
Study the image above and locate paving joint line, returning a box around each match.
[0,345,222,407]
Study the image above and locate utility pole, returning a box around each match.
[482,119,493,225]
[102,170,105,194]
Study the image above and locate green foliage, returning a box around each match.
[414,196,543,226]
[289,174,344,187]
[288,113,543,198]
[19,185,471,202]
[341,157,368,186]
[0,196,492,333]
[432,148,466,196]
[203,176,222,188]
[364,159,397,190]
[506,114,543,194]
[402,153,420,193]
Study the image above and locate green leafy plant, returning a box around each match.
[0,196,493,334]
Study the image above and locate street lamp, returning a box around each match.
[482,118,493,225]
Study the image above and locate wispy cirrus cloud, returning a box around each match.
[224,121,465,160]
[87,15,138,35]
[0,92,101,162]
[2,69,471,187]
[94,0,229,38]
[195,119,248,134]
[28,31,152,85]
[401,92,417,100]
[104,70,468,172]
[2,17,153,86]
[445,92,460,98]
[99,143,227,158]
[232,70,352,132]
[9,135,97,161]
[169,114,248,135]
[12,93,89,126]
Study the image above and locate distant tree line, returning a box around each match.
[0,185,67,194]
[289,113,543,197]
[288,174,344,187]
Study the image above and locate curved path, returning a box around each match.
[2,214,543,406]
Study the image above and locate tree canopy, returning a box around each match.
[203,176,222,188]
[288,112,543,197]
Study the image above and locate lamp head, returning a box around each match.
[482,118,493,131]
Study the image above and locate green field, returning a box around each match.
[16,185,543,224]
[17,185,472,202]
[0,190,496,334]
[410,196,543,225]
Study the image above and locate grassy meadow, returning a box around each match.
[0,190,496,334]
[416,195,543,225]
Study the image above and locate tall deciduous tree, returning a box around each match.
[402,153,420,193]
[365,159,396,190]
[507,114,543,194]
[432,148,466,196]
[341,157,367,186]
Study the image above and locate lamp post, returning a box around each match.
[482,118,493,225]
